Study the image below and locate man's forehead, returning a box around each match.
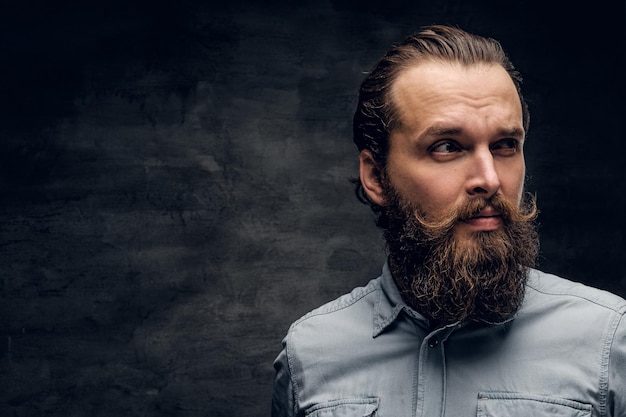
[392,60,512,92]
[388,61,523,129]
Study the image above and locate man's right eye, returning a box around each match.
[430,141,461,154]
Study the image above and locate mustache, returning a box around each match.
[408,192,538,238]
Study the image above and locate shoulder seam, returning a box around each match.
[598,309,625,416]
[290,284,380,329]
[526,281,626,314]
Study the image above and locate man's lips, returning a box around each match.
[470,206,501,219]
[461,207,502,230]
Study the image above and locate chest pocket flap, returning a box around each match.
[477,392,592,417]
[305,397,379,417]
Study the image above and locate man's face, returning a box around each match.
[375,61,526,241]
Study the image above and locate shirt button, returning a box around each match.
[428,336,439,348]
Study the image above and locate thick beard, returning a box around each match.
[382,185,540,327]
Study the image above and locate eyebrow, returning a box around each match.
[424,125,462,136]
[423,125,525,138]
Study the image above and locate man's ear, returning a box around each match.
[359,150,387,206]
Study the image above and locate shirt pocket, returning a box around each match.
[477,392,592,417]
[305,397,379,417]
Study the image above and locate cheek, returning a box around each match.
[499,164,526,202]
[393,169,463,210]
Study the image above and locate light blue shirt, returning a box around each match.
[272,264,626,416]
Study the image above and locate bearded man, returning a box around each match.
[271,25,625,417]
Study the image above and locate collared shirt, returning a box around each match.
[271,264,626,417]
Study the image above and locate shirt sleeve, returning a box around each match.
[271,336,297,417]
[609,310,626,416]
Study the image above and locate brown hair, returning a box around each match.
[352,25,529,212]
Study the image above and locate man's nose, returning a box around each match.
[466,149,501,198]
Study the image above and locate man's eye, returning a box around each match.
[431,141,461,154]
[491,138,519,154]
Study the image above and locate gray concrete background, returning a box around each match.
[1,1,624,416]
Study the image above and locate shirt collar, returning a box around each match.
[372,261,432,337]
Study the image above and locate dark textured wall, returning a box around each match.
[1,1,624,416]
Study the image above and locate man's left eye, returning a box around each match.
[491,139,519,153]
